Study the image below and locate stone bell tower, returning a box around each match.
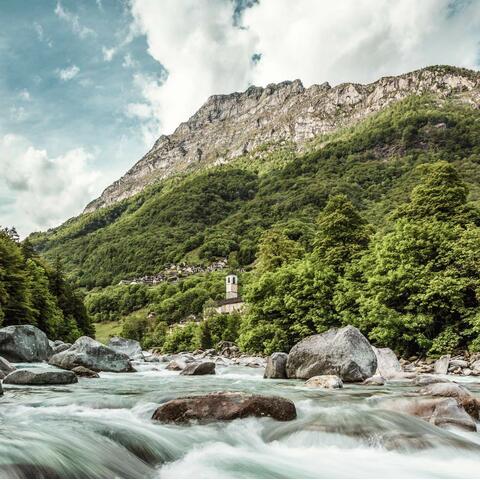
[225,274,238,299]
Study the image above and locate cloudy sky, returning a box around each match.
[1,0,479,236]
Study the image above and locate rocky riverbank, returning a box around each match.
[1,324,479,434]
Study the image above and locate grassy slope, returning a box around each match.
[29,95,480,288]
[93,320,123,344]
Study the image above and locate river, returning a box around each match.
[1,361,480,478]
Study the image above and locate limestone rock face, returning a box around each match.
[3,368,78,385]
[0,325,52,362]
[49,336,133,373]
[85,66,480,213]
[152,392,296,423]
[264,352,288,379]
[107,336,144,360]
[286,325,377,382]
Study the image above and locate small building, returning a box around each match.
[214,274,245,314]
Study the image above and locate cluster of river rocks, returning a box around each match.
[0,324,479,431]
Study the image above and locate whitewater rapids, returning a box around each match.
[0,361,479,478]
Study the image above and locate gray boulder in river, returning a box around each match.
[0,355,16,379]
[372,347,403,379]
[49,336,133,373]
[0,325,52,362]
[264,352,288,379]
[107,336,144,360]
[286,325,377,382]
[3,368,78,385]
[152,392,297,423]
[180,361,215,375]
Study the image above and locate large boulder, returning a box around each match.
[305,375,343,389]
[3,368,77,385]
[0,325,52,362]
[372,347,402,379]
[0,356,16,379]
[286,325,377,382]
[264,352,288,379]
[49,336,133,373]
[52,342,72,355]
[107,336,144,360]
[180,361,215,375]
[152,392,296,423]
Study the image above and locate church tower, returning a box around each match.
[225,274,238,299]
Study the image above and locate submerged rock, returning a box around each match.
[3,368,78,385]
[264,352,288,379]
[152,392,296,423]
[180,361,215,375]
[305,375,343,389]
[0,355,16,379]
[49,336,133,373]
[166,360,185,371]
[420,382,479,419]
[107,336,144,360]
[0,325,52,362]
[381,397,476,432]
[286,325,377,381]
[414,374,452,386]
[71,366,100,378]
[363,375,385,386]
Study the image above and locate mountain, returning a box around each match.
[85,65,480,213]
[29,65,480,288]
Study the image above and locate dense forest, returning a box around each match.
[21,93,480,356]
[0,228,94,341]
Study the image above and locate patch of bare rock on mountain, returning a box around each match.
[85,66,480,212]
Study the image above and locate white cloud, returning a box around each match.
[102,46,116,62]
[19,89,31,101]
[57,65,80,81]
[129,0,256,140]
[128,0,480,144]
[54,2,95,39]
[0,134,104,236]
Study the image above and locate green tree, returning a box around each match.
[313,194,370,272]
[0,231,33,325]
[255,230,304,274]
[337,162,480,355]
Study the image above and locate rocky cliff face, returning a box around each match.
[85,66,480,213]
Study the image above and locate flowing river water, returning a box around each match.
[1,361,480,478]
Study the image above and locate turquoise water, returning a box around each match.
[1,362,480,478]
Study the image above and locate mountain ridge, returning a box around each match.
[85,65,480,213]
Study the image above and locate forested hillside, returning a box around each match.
[0,229,94,341]
[30,95,480,287]
[25,86,480,357]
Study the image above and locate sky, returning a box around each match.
[0,0,479,237]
